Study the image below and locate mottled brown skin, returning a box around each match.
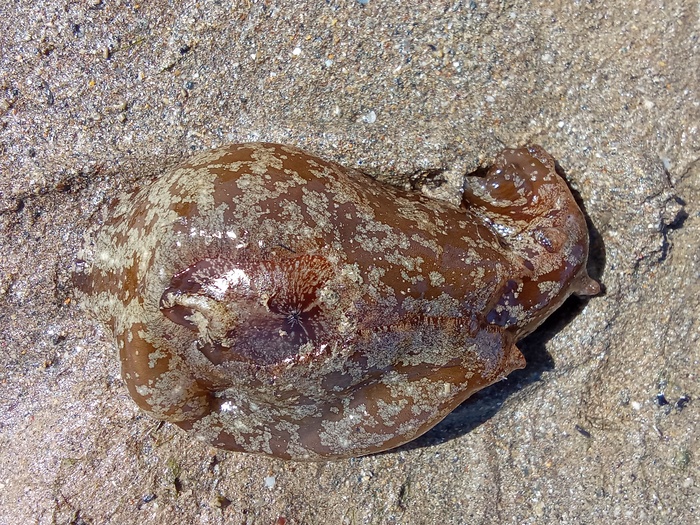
[73,143,599,460]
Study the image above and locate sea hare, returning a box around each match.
[73,143,599,460]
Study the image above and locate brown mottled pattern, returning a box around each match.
[73,143,599,460]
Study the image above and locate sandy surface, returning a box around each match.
[1,1,698,524]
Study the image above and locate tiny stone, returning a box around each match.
[363,110,377,124]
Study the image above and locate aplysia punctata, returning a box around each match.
[73,142,599,460]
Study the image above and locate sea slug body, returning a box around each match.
[73,143,599,460]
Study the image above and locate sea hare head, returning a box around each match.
[463,145,600,336]
[74,143,597,460]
